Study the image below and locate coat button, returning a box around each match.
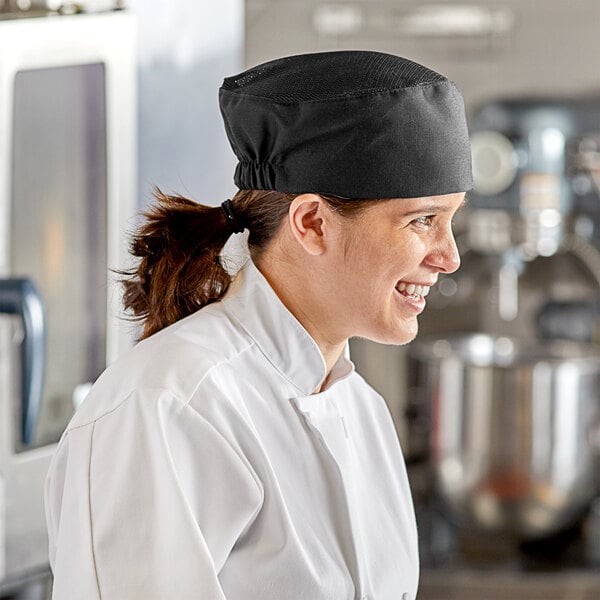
[402,594,411,600]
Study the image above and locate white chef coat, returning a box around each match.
[45,258,419,600]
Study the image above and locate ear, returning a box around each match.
[287,194,332,256]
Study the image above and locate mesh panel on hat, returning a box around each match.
[221,51,447,103]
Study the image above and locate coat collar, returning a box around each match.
[222,259,354,396]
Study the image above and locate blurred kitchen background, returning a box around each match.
[0,0,599,598]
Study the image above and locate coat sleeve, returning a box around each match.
[44,389,264,600]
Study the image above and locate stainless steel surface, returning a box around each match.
[0,318,53,582]
[412,333,600,539]
[0,280,45,446]
[0,567,51,599]
[0,1,125,16]
[418,568,600,600]
[0,10,136,585]
[11,60,108,447]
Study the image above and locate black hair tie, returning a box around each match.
[221,199,244,234]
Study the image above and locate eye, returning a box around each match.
[412,215,434,227]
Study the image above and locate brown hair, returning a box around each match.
[121,187,372,339]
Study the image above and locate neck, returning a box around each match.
[254,254,347,378]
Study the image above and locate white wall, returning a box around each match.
[246,0,600,114]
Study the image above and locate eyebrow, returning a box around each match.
[399,196,468,217]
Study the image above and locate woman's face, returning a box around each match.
[326,192,465,346]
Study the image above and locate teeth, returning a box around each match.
[396,282,431,297]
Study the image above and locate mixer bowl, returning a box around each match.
[411,333,600,540]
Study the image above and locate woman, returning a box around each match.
[45,50,472,599]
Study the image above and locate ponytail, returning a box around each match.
[120,187,372,340]
[121,187,234,339]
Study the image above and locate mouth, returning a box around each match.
[394,281,434,313]
[395,281,431,297]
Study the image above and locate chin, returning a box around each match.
[394,330,419,346]
[366,318,419,346]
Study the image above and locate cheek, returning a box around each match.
[382,236,425,277]
[406,230,434,260]
[340,225,425,285]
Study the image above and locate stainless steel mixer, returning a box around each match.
[408,96,600,558]
[412,334,600,540]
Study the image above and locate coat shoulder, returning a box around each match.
[68,303,253,429]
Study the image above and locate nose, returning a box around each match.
[425,228,461,274]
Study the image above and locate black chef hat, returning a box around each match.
[219,50,472,199]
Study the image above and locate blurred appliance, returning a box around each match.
[0,1,125,17]
[407,96,600,571]
[0,8,135,593]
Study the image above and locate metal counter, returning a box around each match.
[418,568,600,600]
